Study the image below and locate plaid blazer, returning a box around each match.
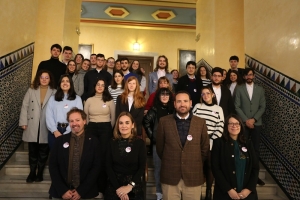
[156,114,210,187]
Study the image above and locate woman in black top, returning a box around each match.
[211,114,259,200]
[106,112,146,200]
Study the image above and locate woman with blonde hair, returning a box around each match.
[116,76,146,137]
[106,112,146,199]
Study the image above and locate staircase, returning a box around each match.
[0,142,288,200]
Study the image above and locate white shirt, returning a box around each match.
[128,95,134,111]
[157,69,166,79]
[212,86,221,105]
[176,112,190,120]
[229,82,237,96]
[246,83,254,100]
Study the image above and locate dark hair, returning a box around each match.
[228,70,243,85]
[90,54,96,58]
[196,65,211,79]
[154,88,174,112]
[55,74,77,101]
[66,60,78,75]
[222,114,246,144]
[174,90,191,100]
[75,54,84,63]
[200,86,217,105]
[113,112,137,142]
[211,67,224,76]
[154,55,169,73]
[186,61,196,68]
[243,68,255,76]
[229,55,239,62]
[111,70,125,89]
[50,44,62,52]
[32,69,55,89]
[67,107,87,121]
[115,59,121,63]
[120,57,129,63]
[129,60,143,76]
[91,78,113,102]
[96,53,105,59]
[170,69,180,80]
[63,46,73,53]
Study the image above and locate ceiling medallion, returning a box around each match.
[152,10,176,21]
[105,6,129,18]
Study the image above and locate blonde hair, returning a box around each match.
[113,112,137,142]
[120,76,146,108]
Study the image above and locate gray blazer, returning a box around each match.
[234,84,266,125]
[19,87,56,143]
[72,73,84,96]
[148,72,173,94]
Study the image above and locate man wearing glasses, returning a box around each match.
[234,68,266,186]
[106,57,115,75]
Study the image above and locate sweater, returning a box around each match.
[108,85,124,104]
[84,94,116,126]
[192,103,224,150]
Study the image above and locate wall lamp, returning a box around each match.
[133,42,140,51]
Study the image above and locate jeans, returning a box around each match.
[48,126,67,150]
[153,145,162,194]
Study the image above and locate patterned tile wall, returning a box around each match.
[246,54,300,200]
[0,43,34,169]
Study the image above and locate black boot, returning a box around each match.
[26,168,36,183]
[205,189,212,200]
[27,143,38,183]
[35,144,49,182]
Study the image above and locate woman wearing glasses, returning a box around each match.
[211,114,259,200]
[192,86,224,200]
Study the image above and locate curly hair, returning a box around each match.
[32,69,55,89]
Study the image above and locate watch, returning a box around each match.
[129,181,135,188]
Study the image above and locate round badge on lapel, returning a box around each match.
[187,135,193,141]
[242,147,247,152]
[125,147,131,153]
[63,142,69,148]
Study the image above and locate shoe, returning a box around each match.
[205,189,212,200]
[257,178,265,186]
[95,192,104,199]
[156,192,163,200]
[26,171,36,183]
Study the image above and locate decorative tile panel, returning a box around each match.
[0,43,34,169]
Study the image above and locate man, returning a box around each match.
[114,59,121,71]
[148,55,173,94]
[49,107,100,199]
[176,61,203,106]
[106,57,115,75]
[61,46,73,65]
[83,54,112,101]
[120,57,138,80]
[156,91,209,200]
[90,53,97,70]
[208,67,235,118]
[37,44,66,87]
[234,68,266,186]
[224,55,245,85]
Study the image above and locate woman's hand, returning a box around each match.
[116,185,133,198]
[228,189,240,199]
[120,194,129,200]
[21,125,27,130]
[238,189,251,199]
[53,130,62,138]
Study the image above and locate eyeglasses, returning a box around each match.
[201,92,211,96]
[96,84,105,87]
[40,76,49,79]
[228,122,240,127]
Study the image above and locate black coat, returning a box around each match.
[223,68,245,85]
[211,138,259,200]
[49,133,101,199]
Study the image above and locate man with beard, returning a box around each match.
[208,67,235,118]
[120,57,137,80]
[49,107,101,199]
[149,55,173,94]
[156,91,209,200]
[234,68,266,186]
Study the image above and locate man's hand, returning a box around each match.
[62,190,73,200]
[71,190,81,200]
[53,130,62,138]
[245,118,255,129]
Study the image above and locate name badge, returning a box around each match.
[187,135,193,141]
[64,104,68,109]
[125,147,131,153]
[63,142,69,148]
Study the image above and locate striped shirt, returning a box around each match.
[108,85,124,104]
[192,103,224,150]
[201,78,211,86]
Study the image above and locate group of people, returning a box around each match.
[19,43,266,200]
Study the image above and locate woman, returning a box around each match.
[192,86,224,200]
[129,60,146,95]
[197,65,211,86]
[144,76,172,113]
[79,58,91,75]
[227,70,243,97]
[143,88,174,200]
[19,70,56,183]
[106,112,146,200]
[223,69,228,81]
[170,69,179,93]
[74,53,84,70]
[84,78,115,198]
[108,70,125,104]
[46,74,83,149]
[116,76,146,137]
[211,114,259,200]
[66,60,84,96]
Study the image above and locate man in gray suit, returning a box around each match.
[234,68,266,186]
[148,55,173,94]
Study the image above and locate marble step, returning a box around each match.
[4,161,50,176]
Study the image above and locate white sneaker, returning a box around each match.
[95,192,104,199]
[156,192,163,200]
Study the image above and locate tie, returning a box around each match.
[72,136,80,188]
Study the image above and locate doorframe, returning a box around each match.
[114,50,159,71]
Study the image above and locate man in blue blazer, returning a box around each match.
[49,108,101,199]
[148,55,173,94]
[234,68,266,186]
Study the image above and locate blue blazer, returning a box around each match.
[148,72,173,94]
